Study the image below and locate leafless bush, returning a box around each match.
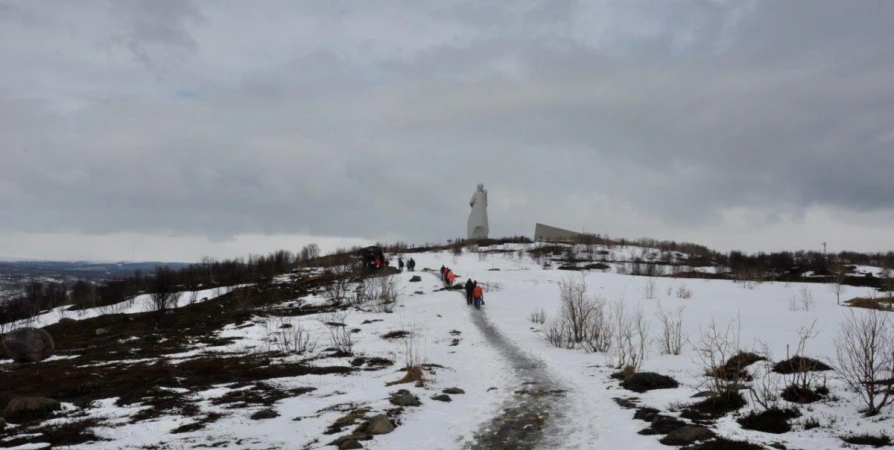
[834,309,894,416]
[544,317,567,348]
[789,285,815,312]
[402,322,424,370]
[558,274,597,344]
[749,341,781,410]
[149,266,179,319]
[322,311,354,355]
[829,261,847,306]
[234,287,252,311]
[643,277,657,300]
[676,283,693,299]
[529,308,546,325]
[783,321,821,400]
[692,316,744,396]
[266,317,316,355]
[610,300,648,370]
[655,300,686,355]
[324,263,353,305]
[188,289,200,305]
[583,299,612,353]
[666,283,674,297]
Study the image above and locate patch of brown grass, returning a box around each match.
[386,366,424,386]
[845,296,894,311]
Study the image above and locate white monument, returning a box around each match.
[467,183,489,239]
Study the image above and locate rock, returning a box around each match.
[659,426,716,446]
[431,394,452,402]
[3,396,61,421]
[339,440,364,449]
[389,390,421,407]
[351,328,362,334]
[621,372,680,393]
[443,387,465,395]
[250,409,279,420]
[95,328,110,336]
[2,328,55,363]
[638,416,687,435]
[58,318,76,325]
[0,418,5,431]
[414,380,425,388]
[409,276,422,282]
[363,415,394,435]
[280,323,293,329]
[331,433,370,448]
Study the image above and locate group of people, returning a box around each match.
[464,278,484,309]
[397,257,416,272]
[440,265,456,285]
[440,265,484,310]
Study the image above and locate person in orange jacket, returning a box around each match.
[472,282,484,310]
[446,270,456,286]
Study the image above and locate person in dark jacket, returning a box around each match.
[398,257,404,272]
[464,279,474,305]
[407,258,416,272]
[440,265,446,281]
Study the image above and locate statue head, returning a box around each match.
[477,183,484,191]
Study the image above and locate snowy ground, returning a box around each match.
[2,243,891,449]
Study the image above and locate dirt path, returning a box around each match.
[466,311,569,450]
[435,276,569,449]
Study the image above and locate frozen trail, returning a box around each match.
[435,274,570,450]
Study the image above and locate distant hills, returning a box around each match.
[0,260,188,298]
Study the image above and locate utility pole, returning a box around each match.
[822,242,827,256]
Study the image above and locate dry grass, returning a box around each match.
[845,296,894,311]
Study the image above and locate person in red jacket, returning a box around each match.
[446,270,456,286]
[472,282,484,310]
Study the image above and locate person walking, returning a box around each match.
[440,265,446,281]
[464,279,474,305]
[446,270,456,286]
[472,282,484,310]
[407,258,416,272]
[398,257,404,272]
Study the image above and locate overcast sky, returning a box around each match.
[2,0,893,261]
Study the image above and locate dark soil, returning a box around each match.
[211,383,317,409]
[170,412,225,434]
[780,385,827,404]
[621,372,680,393]
[0,418,105,447]
[680,392,747,422]
[842,433,892,447]
[737,407,801,434]
[711,352,766,382]
[772,357,833,374]
[638,416,687,436]
[381,330,410,340]
[683,437,766,450]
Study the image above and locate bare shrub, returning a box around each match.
[655,300,686,355]
[149,266,180,319]
[267,317,316,355]
[322,311,354,355]
[643,277,657,300]
[610,300,648,370]
[834,309,894,416]
[789,285,815,312]
[558,274,597,345]
[749,341,781,411]
[583,300,612,353]
[363,275,399,313]
[324,263,353,305]
[402,323,424,371]
[676,283,693,299]
[829,260,847,306]
[544,317,567,348]
[529,308,546,325]
[666,283,674,297]
[692,316,744,396]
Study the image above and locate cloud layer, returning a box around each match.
[2,0,894,259]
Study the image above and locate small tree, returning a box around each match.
[834,309,894,416]
[149,266,180,319]
[829,259,847,305]
[655,300,686,355]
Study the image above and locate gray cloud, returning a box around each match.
[2,0,894,259]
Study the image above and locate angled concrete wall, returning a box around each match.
[534,223,582,242]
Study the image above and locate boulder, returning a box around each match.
[58,318,76,325]
[431,394,452,402]
[362,415,394,435]
[660,426,716,446]
[2,328,55,363]
[3,396,61,422]
[409,276,422,282]
[443,387,465,395]
[0,418,6,431]
[621,372,679,393]
[389,390,421,407]
[250,409,279,420]
[95,328,110,336]
[339,440,364,449]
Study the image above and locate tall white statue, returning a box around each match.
[468,183,489,239]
